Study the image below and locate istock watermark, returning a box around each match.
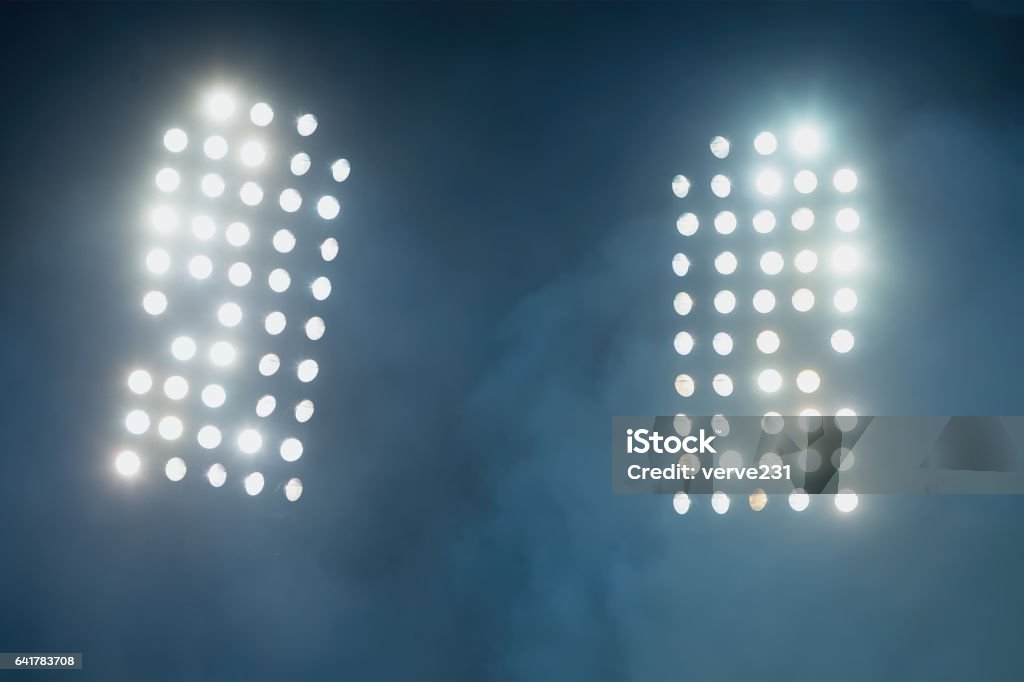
[624,427,795,483]
[612,416,1024,495]
[626,428,717,455]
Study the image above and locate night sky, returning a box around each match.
[1,2,1024,680]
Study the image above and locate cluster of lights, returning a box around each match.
[670,125,862,514]
[114,87,350,501]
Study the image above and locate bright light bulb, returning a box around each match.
[210,341,236,366]
[225,221,250,246]
[240,141,266,167]
[297,359,319,383]
[792,288,815,312]
[712,373,733,397]
[217,302,243,327]
[151,206,177,233]
[791,208,815,231]
[836,208,860,232]
[239,182,263,206]
[305,317,325,341]
[273,229,296,253]
[238,428,263,454]
[170,336,196,361]
[297,114,318,136]
[279,188,302,212]
[269,268,291,293]
[203,135,228,160]
[201,384,226,408]
[834,288,858,312]
[673,292,693,316]
[125,409,150,435]
[752,289,775,313]
[165,457,187,482]
[834,169,858,193]
[244,472,265,496]
[831,329,855,353]
[676,212,698,236]
[793,170,817,193]
[205,91,234,120]
[756,169,781,196]
[158,416,183,440]
[709,136,730,159]
[311,276,331,301]
[290,153,311,176]
[756,330,780,354]
[115,450,140,477]
[258,353,280,376]
[754,131,777,155]
[832,246,859,273]
[127,369,152,395]
[321,238,339,262]
[250,102,274,126]
[714,251,737,275]
[207,462,227,486]
[792,126,822,156]
[671,175,690,198]
[760,251,784,275]
[163,375,188,400]
[198,425,222,450]
[796,369,821,393]
[799,409,823,432]
[317,195,340,219]
[713,290,736,314]
[671,253,690,278]
[761,412,784,435]
[265,311,287,335]
[835,408,858,432]
[710,174,731,198]
[191,215,215,240]
[256,395,276,418]
[673,332,694,355]
[794,249,818,273]
[146,248,170,275]
[155,168,180,192]
[142,291,167,316]
[200,173,225,197]
[712,332,733,355]
[189,255,213,280]
[674,374,695,398]
[163,128,187,152]
[835,490,859,513]
[789,489,810,512]
[228,262,252,287]
[758,369,782,393]
[331,159,351,182]
[714,211,737,235]
[284,478,304,502]
[752,210,776,234]
[295,400,314,423]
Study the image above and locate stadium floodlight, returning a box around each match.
[113,85,350,502]
[670,125,863,515]
[115,450,141,476]
[753,131,778,155]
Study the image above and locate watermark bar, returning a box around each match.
[612,416,1024,495]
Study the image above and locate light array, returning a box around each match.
[114,86,350,501]
[669,125,862,515]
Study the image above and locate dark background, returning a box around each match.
[1,2,1023,680]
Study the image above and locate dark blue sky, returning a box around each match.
[1,2,1023,680]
